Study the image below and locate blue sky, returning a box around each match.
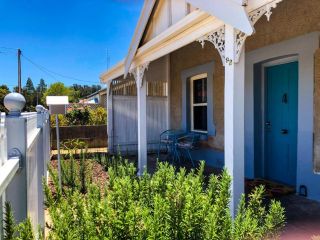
[0,0,144,90]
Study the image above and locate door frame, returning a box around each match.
[260,56,298,180]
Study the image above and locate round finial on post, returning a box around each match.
[4,93,26,116]
[36,105,45,113]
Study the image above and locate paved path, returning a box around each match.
[280,195,320,239]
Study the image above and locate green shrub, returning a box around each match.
[2,202,41,240]
[45,155,286,240]
[3,202,15,240]
[50,105,106,127]
[65,106,90,126]
[89,107,107,125]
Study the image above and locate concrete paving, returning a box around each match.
[279,195,320,239]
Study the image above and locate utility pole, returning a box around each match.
[18,49,22,93]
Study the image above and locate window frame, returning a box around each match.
[190,73,208,134]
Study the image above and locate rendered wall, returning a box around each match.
[169,0,320,151]
[246,0,320,52]
[314,49,320,172]
[170,43,225,150]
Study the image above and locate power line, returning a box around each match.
[21,53,101,84]
[0,46,17,51]
[21,54,60,82]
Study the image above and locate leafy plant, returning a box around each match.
[44,154,286,240]
[15,218,34,240]
[3,202,15,240]
[2,202,41,240]
[89,107,107,125]
[50,106,107,127]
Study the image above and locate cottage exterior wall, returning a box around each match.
[314,49,320,172]
[169,0,320,151]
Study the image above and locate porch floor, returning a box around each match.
[279,195,320,239]
[138,153,320,239]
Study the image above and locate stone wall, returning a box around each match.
[314,49,320,172]
[169,0,320,150]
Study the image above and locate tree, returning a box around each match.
[42,82,75,104]
[37,78,47,93]
[24,77,35,92]
[22,78,36,111]
[37,78,47,105]
[70,84,102,102]
[0,84,10,112]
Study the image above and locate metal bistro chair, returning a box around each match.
[157,129,185,162]
[175,132,200,167]
[157,130,175,160]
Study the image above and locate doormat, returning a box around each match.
[245,178,295,198]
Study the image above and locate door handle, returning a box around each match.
[281,129,289,134]
[282,93,288,104]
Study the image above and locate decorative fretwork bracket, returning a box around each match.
[198,26,226,65]
[129,62,150,88]
[197,0,283,63]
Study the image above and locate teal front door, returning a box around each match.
[265,61,298,186]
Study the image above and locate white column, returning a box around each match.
[224,24,245,217]
[106,81,114,153]
[131,63,149,175]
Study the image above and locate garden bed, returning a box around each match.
[42,152,286,240]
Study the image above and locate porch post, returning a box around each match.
[131,63,149,175]
[106,81,113,153]
[224,24,245,218]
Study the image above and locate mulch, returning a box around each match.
[245,178,295,198]
[49,159,109,192]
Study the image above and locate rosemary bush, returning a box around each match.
[45,154,286,240]
[3,202,42,240]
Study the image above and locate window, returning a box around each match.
[190,73,207,133]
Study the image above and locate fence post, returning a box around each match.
[4,93,28,224]
[0,112,6,240]
[36,105,49,229]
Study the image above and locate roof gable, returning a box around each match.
[124,0,253,77]
[124,0,156,78]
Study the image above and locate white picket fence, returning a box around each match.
[0,107,50,239]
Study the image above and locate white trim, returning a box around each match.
[262,56,299,67]
[190,73,208,133]
[100,0,282,84]
[190,73,208,81]
[100,11,222,83]
[124,0,156,77]
[0,157,20,196]
[186,0,253,35]
[166,55,171,129]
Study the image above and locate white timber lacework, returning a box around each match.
[197,0,283,63]
[129,62,150,88]
[198,25,225,65]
